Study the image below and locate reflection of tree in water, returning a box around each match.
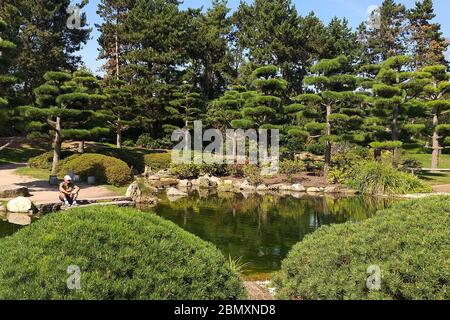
[151,192,398,275]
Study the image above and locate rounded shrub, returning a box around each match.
[273,197,450,300]
[60,153,132,186]
[28,150,75,170]
[0,207,246,300]
[144,152,172,171]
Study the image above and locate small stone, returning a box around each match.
[166,187,188,197]
[279,184,292,191]
[209,176,223,186]
[291,184,306,192]
[307,187,322,193]
[147,175,161,181]
[239,180,256,191]
[160,178,179,186]
[178,180,192,188]
[256,184,269,191]
[6,197,37,214]
[198,176,218,189]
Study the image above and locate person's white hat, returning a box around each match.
[64,175,72,181]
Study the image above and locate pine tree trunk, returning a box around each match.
[116,116,122,149]
[78,141,85,154]
[431,111,440,171]
[51,116,62,175]
[324,104,332,177]
[392,104,399,160]
[115,29,120,80]
[116,130,122,149]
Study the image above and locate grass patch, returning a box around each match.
[104,184,128,196]
[0,147,45,166]
[408,153,450,169]
[418,171,450,185]
[15,167,50,180]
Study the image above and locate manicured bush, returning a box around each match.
[0,207,246,300]
[200,163,229,177]
[28,150,75,170]
[92,145,146,173]
[144,152,172,171]
[60,153,132,186]
[170,163,201,179]
[347,161,432,195]
[273,197,450,300]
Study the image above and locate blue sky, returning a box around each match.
[79,0,450,74]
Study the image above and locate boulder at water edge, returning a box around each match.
[167,187,188,197]
[0,185,30,198]
[6,197,37,214]
[126,182,142,200]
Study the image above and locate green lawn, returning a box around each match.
[418,171,450,186]
[408,154,450,169]
[14,167,50,180]
[0,147,45,166]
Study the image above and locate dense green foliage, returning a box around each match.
[273,196,450,300]
[60,153,132,186]
[347,161,432,195]
[0,206,245,299]
[144,152,173,171]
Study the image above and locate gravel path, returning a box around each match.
[0,163,119,204]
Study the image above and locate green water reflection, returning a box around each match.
[150,192,396,277]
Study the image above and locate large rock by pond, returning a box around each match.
[193,176,218,189]
[0,185,30,198]
[167,187,188,197]
[291,184,306,192]
[178,180,192,188]
[238,180,256,191]
[126,182,142,200]
[6,197,37,214]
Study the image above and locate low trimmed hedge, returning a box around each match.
[0,206,246,300]
[273,197,450,300]
[60,153,132,186]
[144,152,172,171]
[28,150,76,170]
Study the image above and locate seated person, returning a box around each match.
[59,175,80,206]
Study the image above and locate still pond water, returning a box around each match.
[0,192,396,278]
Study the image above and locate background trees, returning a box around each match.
[0,19,16,137]
[0,0,90,103]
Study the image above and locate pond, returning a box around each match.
[147,192,396,279]
[0,192,397,279]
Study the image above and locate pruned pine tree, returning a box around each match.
[0,19,16,141]
[70,70,109,153]
[231,66,286,130]
[102,80,135,148]
[297,56,361,176]
[421,65,450,169]
[368,55,430,159]
[20,71,90,175]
